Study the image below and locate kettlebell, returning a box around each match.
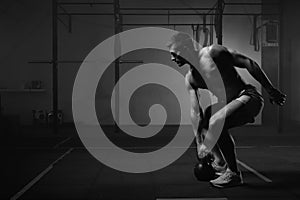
[194,154,216,181]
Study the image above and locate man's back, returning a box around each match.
[188,45,247,102]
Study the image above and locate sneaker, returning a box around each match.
[211,161,227,176]
[210,169,243,188]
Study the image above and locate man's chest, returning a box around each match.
[186,59,225,93]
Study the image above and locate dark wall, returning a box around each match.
[261,0,280,127]
[0,0,266,126]
[279,0,300,131]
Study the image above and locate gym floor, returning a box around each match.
[3,125,300,200]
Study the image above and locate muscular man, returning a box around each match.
[167,32,286,188]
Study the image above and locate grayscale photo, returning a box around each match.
[1,0,299,199]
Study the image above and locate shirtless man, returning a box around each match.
[167,32,286,188]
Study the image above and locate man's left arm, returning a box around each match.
[230,50,286,106]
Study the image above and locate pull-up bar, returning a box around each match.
[120,7,216,11]
[58,12,278,16]
[28,60,144,64]
[59,2,113,5]
[122,23,215,26]
[224,2,279,6]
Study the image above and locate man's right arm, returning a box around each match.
[229,49,286,106]
[185,72,204,145]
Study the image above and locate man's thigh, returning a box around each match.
[204,95,263,130]
[225,94,263,129]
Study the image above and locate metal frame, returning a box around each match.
[52,0,58,134]
[32,0,279,134]
[57,13,278,16]
[216,0,224,44]
[114,0,121,132]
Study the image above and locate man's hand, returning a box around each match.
[197,144,210,159]
[268,88,286,106]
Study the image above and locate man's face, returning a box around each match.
[169,44,188,67]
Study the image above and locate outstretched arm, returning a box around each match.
[185,72,212,159]
[230,50,286,106]
[185,72,204,145]
[189,89,203,144]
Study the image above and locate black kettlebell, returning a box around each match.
[194,154,216,181]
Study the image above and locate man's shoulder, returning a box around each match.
[205,45,235,65]
[207,44,228,56]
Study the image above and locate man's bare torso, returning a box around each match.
[185,45,246,102]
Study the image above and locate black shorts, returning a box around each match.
[201,85,264,130]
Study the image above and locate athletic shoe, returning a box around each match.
[211,161,227,176]
[210,169,243,188]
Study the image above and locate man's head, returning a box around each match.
[167,32,196,67]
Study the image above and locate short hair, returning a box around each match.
[167,32,195,50]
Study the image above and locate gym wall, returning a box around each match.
[0,0,264,126]
[280,0,300,130]
[0,0,53,124]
